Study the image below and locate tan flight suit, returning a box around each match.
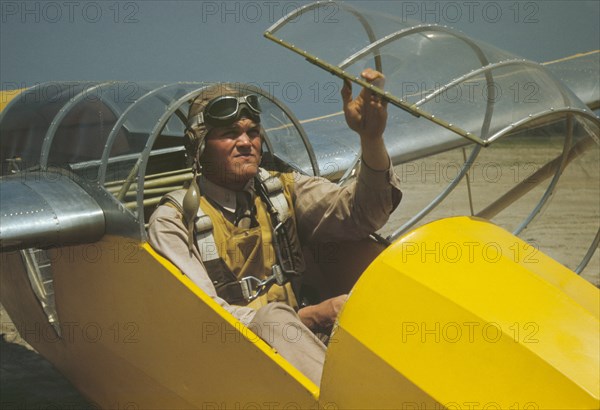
[148,161,402,385]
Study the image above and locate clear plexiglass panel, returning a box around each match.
[266,1,598,146]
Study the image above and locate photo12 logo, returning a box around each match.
[397,1,540,24]
[398,241,539,264]
[2,320,140,344]
[199,1,339,24]
[401,402,539,409]
[1,1,140,24]
[400,321,540,344]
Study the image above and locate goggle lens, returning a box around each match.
[204,95,261,124]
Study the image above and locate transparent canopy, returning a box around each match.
[267,1,599,276]
[0,81,318,238]
[266,1,597,145]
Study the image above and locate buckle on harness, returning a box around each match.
[240,276,271,302]
[271,264,286,286]
[239,264,288,302]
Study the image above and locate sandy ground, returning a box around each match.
[0,138,598,408]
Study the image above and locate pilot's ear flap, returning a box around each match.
[184,128,206,174]
[184,129,195,163]
[183,127,203,252]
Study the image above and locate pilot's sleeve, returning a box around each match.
[293,156,402,243]
[147,204,256,325]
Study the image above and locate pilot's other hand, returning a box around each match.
[298,294,348,332]
[342,68,388,141]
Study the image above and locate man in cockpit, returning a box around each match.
[148,69,401,385]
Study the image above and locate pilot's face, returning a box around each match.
[200,118,262,190]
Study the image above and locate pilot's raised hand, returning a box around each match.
[342,68,388,138]
[341,68,390,171]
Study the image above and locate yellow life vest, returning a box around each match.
[163,169,305,309]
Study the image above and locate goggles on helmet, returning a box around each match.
[188,94,262,129]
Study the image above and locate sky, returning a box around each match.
[1,0,599,119]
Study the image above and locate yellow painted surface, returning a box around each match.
[2,219,598,408]
[1,236,318,409]
[322,216,599,409]
[0,89,25,112]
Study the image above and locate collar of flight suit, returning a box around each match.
[198,175,256,215]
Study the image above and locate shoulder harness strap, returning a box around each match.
[160,189,218,262]
[256,168,291,223]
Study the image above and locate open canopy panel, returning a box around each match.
[266,1,599,275]
[265,1,598,146]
